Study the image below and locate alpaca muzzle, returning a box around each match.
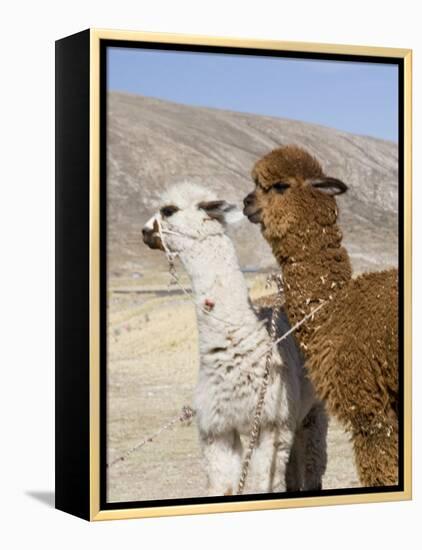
[142,219,164,251]
[243,192,262,224]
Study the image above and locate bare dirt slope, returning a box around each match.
[107,91,398,276]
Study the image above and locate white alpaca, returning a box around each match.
[143,183,327,496]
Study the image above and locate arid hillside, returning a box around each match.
[107,91,398,276]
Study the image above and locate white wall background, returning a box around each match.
[0,0,419,547]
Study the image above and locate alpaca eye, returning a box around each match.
[272,182,290,193]
[160,205,179,217]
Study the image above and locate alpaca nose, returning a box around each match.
[243,193,255,207]
[142,227,154,244]
[142,225,164,251]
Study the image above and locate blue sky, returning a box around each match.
[107,47,398,142]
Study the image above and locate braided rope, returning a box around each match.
[107,405,195,468]
[236,274,284,495]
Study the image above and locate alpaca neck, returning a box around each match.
[177,233,261,336]
[273,222,352,352]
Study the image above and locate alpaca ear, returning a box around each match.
[198,200,243,224]
[310,177,348,196]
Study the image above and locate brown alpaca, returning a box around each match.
[243,145,398,487]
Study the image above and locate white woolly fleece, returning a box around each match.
[143,183,327,496]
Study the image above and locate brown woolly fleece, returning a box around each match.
[247,145,399,487]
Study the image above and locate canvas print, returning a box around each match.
[104,45,400,505]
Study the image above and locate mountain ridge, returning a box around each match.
[107,91,398,275]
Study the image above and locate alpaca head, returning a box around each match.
[243,145,348,259]
[142,182,243,255]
